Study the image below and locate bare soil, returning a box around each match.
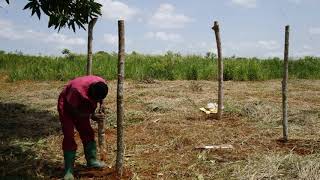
[0,77,319,179]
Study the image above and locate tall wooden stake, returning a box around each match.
[86,18,98,75]
[98,103,106,161]
[282,25,290,142]
[116,20,125,177]
[212,21,223,120]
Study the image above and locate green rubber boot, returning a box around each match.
[63,151,76,180]
[84,141,106,168]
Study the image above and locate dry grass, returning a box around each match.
[0,77,319,179]
[233,153,320,180]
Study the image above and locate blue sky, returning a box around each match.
[0,0,319,57]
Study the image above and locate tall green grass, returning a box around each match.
[0,52,319,81]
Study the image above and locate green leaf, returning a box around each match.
[54,22,60,29]
[76,20,85,30]
[60,18,68,27]
[71,22,75,32]
[31,8,36,16]
[22,0,103,32]
[40,2,49,15]
[23,2,32,10]
[48,17,53,28]
[36,8,41,19]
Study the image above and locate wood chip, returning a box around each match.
[153,118,160,123]
[195,144,234,150]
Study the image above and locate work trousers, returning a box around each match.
[58,94,95,151]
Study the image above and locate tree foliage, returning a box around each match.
[4,0,102,32]
[61,48,71,55]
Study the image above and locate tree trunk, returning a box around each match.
[86,18,97,75]
[212,21,223,120]
[282,25,290,142]
[116,20,125,177]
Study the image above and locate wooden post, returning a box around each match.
[212,21,223,120]
[98,103,106,161]
[86,18,98,75]
[116,20,125,177]
[282,25,290,142]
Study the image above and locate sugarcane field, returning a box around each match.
[1,1,320,180]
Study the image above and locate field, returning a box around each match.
[1,72,320,179]
[1,52,320,82]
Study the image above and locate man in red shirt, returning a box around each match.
[57,75,108,180]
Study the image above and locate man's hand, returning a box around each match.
[91,113,106,122]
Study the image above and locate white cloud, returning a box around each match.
[199,42,209,48]
[185,41,216,55]
[263,51,283,58]
[0,18,12,27]
[309,27,320,35]
[149,3,194,29]
[43,33,85,45]
[0,27,23,40]
[292,51,318,57]
[103,33,118,45]
[257,40,280,50]
[137,18,143,23]
[186,41,210,50]
[0,19,23,40]
[97,0,138,20]
[224,40,319,58]
[225,40,280,51]
[287,0,302,4]
[150,49,166,55]
[145,31,183,42]
[224,40,284,57]
[0,19,85,47]
[303,45,312,50]
[264,50,320,58]
[225,41,256,50]
[231,0,257,8]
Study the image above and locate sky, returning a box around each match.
[0,0,319,57]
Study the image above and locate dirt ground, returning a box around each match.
[0,75,320,179]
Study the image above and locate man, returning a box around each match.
[57,75,108,180]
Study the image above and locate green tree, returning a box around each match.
[61,48,71,55]
[205,52,216,59]
[61,48,76,60]
[4,0,102,32]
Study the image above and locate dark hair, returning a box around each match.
[88,81,108,100]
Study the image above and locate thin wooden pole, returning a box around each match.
[282,25,290,142]
[116,20,125,177]
[98,103,106,161]
[212,21,223,120]
[86,18,97,75]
